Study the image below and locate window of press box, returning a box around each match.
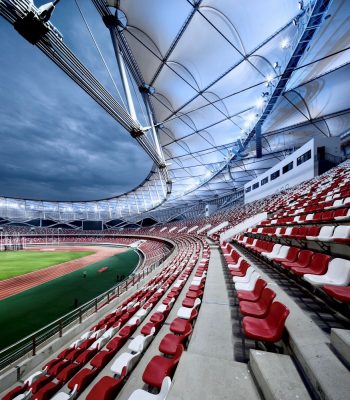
[261,177,268,186]
[271,170,280,180]
[245,186,251,193]
[252,182,259,190]
[283,161,293,174]
[297,149,312,166]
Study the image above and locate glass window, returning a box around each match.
[252,182,259,190]
[261,177,268,186]
[297,149,312,166]
[271,170,280,180]
[282,161,293,174]
[245,186,251,193]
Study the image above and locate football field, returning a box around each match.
[0,250,94,281]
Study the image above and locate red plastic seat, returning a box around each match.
[90,350,114,370]
[323,285,350,302]
[67,368,99,393]
[239,288,276,318]
[186,289,203,299]
[159,324,192,356]
[230,260,250,277]
[47,359,70,376]
[118,324,138,339]
[1,384,28,400]
[56,363,81,383]
[86,375,125,400]
[75,348,98,365]
[242,302,290,343]
[150,312,165,324]
[236,279,267,302]
[169,318,192,335]
[30,376,52,394]
[142,345,184,389]
[291,253,331,276]
[106,336,127,353]
[274,247,300,264]
[32,382,61,400]
[281,250,313,270]
[78,338,95,350]
[182,296,197,308]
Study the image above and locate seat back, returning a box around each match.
[318,225,335,238]
[326,258,350,285]
[173,344,184,364]
[252,279,267,297]
[277,246,290,259]
[307,225,321,236]
[286,247,299,262]
[158,377,172,399]
[266,302,290,331]
[259,288,276,309]
[240,260,250,273]
[309,253,331,274]
[333,225,350,239]
[297,250,314,267]
[271,244,282,254]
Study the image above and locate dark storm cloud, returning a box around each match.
[0,1,152,201]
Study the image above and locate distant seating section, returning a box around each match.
[2,236,209,400]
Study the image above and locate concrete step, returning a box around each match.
[167,352,261,400]
[250,350,312,400]
[331,328,350,368]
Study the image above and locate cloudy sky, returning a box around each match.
[0,1,152,201]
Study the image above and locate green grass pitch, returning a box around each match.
[0,249,139,350]
[0,251,94,281]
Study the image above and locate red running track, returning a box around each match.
[0,246,127,300]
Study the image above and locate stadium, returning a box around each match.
[0,0,349,399]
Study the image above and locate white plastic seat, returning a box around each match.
[232,266,255,284]
[177,298,201,319]
[12,389,32,400]
[269,245,290,260]
[303,258,350,287]
[329,225,350,241]
[127,377,171,400]
[305,213,314,221]
[235,271,261,291]
[135,306,152,319]
[307,225,335,241]
[228,257,243,269]
[89,336,109,350]
[128,329,155,353]
[261,243,282,258]
[51,385,78,400]
[101,327,118,340]
[110,351,141,376]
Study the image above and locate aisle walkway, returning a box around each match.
[168,244,260,400]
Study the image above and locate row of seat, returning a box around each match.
[2,237,203,400]
[235,238,350,303]
[260,207,350,227]
[221,244,290,344]
[246,224,350,243]
[85,247,209,400]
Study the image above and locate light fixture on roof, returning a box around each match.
[280,38,290,49]
[255,97,264,109]
[38,0,61,22]
[298,1,304,10]
[273,61,279,69]
[265,74,274,87]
